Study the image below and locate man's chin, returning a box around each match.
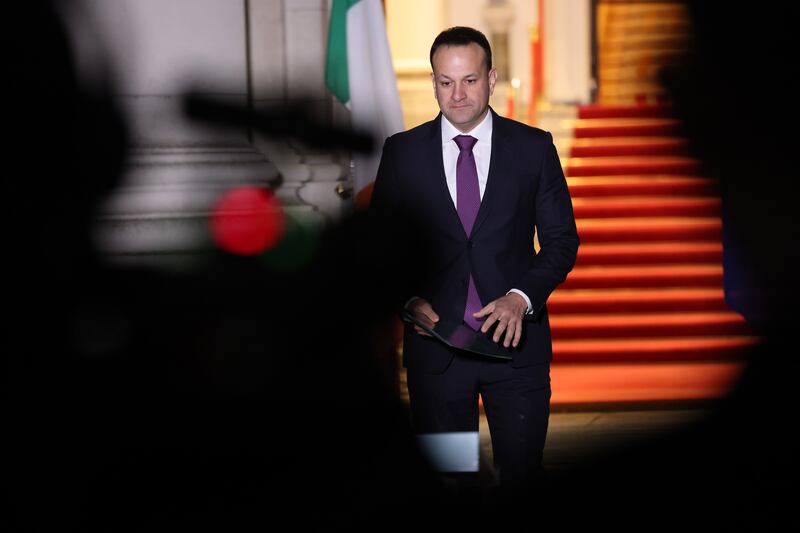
[445,111,478,127]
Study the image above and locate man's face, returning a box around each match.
[431,43,497,133]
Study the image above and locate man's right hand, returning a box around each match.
[406,298,439,337]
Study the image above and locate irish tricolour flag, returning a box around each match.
[325,0,404,205]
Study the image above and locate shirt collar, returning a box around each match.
[441,108,493,146]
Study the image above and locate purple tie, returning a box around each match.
[454,135,483,330]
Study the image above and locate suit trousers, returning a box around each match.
[406,353,551,487]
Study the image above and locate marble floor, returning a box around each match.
[477,407,711,481]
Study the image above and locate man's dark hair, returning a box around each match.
[430,26,492,72]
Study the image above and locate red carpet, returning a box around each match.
[576,103,673,119]
[572,118,682,138]
[560,264,723,290]
[572,196,720,218]
[576,217,721,243]
[548,288,728,313]
[550,103,757,406]
[551,362,745,406]
[568,137,690,158]
[565,156,702,176]
[551,311,750,339]
[567,175,717,197]
[575,242,722,266]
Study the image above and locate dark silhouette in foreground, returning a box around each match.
[5,2,453,531]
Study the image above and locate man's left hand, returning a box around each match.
[473,293,528,348]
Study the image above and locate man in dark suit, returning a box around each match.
[371,26,578,489]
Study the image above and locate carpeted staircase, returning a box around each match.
[596,0,690,105]
[549,103,759,407]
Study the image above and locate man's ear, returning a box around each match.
[488,68,498,96]
[430,72,437,94]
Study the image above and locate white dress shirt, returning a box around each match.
[439,112,533,315]
[441,108,492,202]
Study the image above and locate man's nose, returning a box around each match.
[453,83,466,101]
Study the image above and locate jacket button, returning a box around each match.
[467,241,474,249]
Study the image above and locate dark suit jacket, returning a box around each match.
[371,108,579,374]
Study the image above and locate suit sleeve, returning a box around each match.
[369,137,399,215]
[369,137,425,310]
[516,132,579,317]
[369,136,437,310]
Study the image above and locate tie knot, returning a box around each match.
[454,135,477,153]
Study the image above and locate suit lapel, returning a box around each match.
[471,109,512,237]
[426,114,470,239]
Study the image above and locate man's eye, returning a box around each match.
[466,79,476,84]
[440,81,451,87]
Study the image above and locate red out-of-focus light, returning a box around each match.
[210,186,286,255]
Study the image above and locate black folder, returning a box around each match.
[401,309,513,360]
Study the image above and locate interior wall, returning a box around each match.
[386,0,592,127]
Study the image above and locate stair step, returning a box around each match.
[604,13,688,27]
[552,336,759,363]
[548,288,728,313]
[565,156,701,176]
[596,86,671,106]
[568,136,689,157]
[576,217,721,243]
[577,104,672,120]
[550,361,746,405]
[600,33,688,50]
[561,264,722,290]
[599,66,674,83]
[572,118,682,138]
[550,311,750,339]
[572,196,719,218]
[567,175,717,198]
[601,3,688,19]
[575,242,722,266]
[598,48,688,69]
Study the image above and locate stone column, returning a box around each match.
[248,0,350,222]
[544,0,592,104]
[76,0,285,268]
[482,0,516,116]
[483,0,514,82]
